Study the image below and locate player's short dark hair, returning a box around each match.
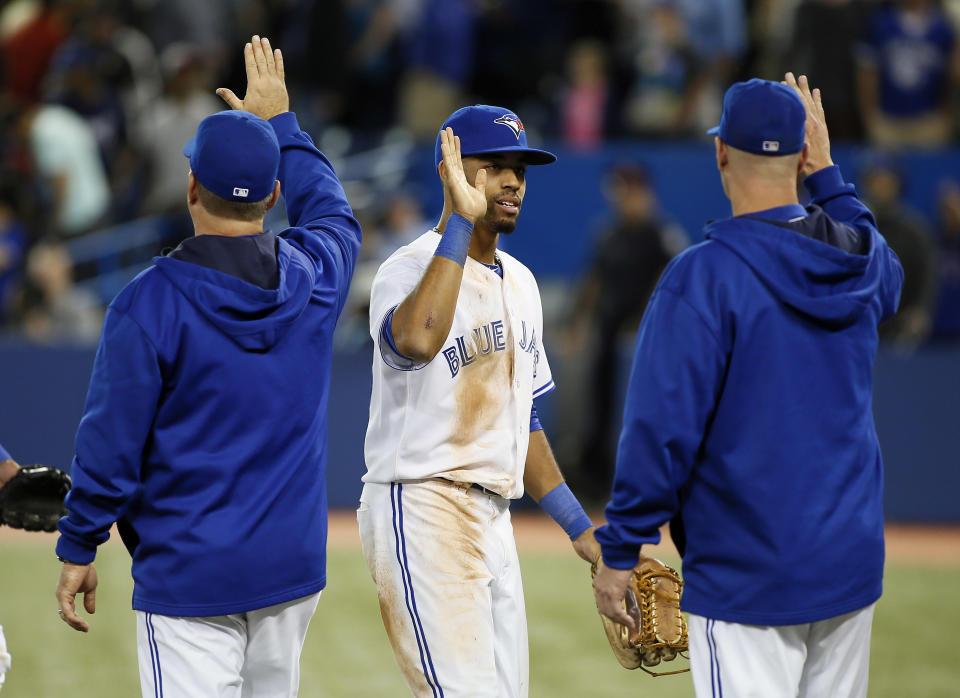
[196,181,273,222]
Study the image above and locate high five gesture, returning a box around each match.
[217,36,289,121]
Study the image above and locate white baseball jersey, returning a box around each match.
[363,230,554,499]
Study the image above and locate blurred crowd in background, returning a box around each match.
[0,0,959,354]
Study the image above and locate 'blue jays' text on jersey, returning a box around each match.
[363,232,554,499]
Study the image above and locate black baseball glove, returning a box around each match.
[0,465,71,532]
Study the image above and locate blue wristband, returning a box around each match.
[433,214,473,266]
[540,482,593,541]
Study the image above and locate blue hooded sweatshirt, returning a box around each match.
[56,112,361,616]
[595,166,903,625]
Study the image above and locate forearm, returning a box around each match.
[390,259,462,361]
[595,427,674,569]
[523,430,565,501]
[57,308,160,562]
[391,214,473,362]
[804,166,877,234]
[56,457,125,562]
[526,430,593,542]
[0,459,19,486]
[273,113,361,252]
[274,114,354,226]
[597,287,723,568]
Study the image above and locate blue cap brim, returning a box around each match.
[706,126,720,136]
[183,137,196,158]
[463,145,557,166]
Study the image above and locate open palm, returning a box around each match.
[439,127,487,223]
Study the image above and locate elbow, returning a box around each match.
[394,334,442,364]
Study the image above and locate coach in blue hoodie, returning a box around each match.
[53,37,360,696]
[594,75,902,697]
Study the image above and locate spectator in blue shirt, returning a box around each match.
[858,0,959,147]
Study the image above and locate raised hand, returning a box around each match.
[783,72,833,177]
[217,36,289,121]
[439,127,487,224]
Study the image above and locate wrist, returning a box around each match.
[540,482,593,541]
[434,214,473,266]
[0,459,19,486]
[804,158,834,177]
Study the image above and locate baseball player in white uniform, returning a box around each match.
[359,105,600,697]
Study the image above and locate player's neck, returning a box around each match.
[468,230,498,265]
[191,208,266,238]
[726,178,800,217]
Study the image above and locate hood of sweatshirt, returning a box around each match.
[705,205,883,329]
[153,231,315,351]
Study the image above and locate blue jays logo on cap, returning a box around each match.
[183,110,280,202]
[493,114,525,140]
[707,79,806,157]
[434,105,556,168]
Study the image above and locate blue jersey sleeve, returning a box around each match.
[0,441,10,462]
[594,284,727,569]
[56,307,162,564]
[804,166,876,237]
[271,112,362,317]
[804,165,904,320]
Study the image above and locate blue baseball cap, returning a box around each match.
[434,105,557,168]
[707,79,806,156]
[183,111,280,202]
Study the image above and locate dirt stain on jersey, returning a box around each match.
[451,325,514,446]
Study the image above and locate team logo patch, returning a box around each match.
[762,141,780,152]
[233,187,250,198]
[493,114,524,140]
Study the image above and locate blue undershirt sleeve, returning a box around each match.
[530,404,542,433]
[0,442,10,462]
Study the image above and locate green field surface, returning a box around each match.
[1,537,958,697]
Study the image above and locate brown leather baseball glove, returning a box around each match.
[591,555,689,676]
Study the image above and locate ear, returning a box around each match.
[266,180,281,211]
[797,143,809,176]
[187,171,199,205]
[715,137,728,171]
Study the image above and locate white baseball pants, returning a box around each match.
[135,592,320,698]
[688,603,875,698]
[358,479,529,697]
[0,624,9,693]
